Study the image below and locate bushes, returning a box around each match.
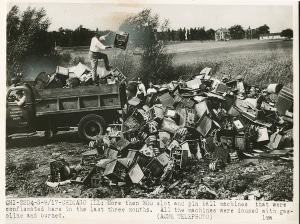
[7,6,51,81]
[70,56,86,66]
[56,52,72,65]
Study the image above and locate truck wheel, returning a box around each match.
[78,114,107,140]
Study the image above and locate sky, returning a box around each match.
[6,1,294,33]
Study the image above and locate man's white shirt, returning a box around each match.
[90,36,106,52]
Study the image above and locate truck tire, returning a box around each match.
[78,114,107,140]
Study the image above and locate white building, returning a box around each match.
[259,33,286,40]
[215,28,231,41]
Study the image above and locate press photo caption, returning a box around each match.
[6,198,296,222]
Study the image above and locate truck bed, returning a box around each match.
[34,84,122,116]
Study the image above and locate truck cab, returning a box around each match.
[6,84,36,135]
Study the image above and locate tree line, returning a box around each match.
[27,24,293,49]
[6,5,293,83]
[35,24,283,47]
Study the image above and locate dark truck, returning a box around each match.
[6,83,127,140]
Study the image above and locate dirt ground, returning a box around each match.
[5,131,294,200]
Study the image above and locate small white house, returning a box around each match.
[259,33,286,40]
[215,28,231,41]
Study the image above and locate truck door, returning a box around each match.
[6,87,33,134]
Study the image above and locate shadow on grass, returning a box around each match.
[6,131,86,149]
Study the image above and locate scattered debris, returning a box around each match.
[45,66,293,198]
[34,63,126,90]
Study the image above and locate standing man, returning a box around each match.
[235,75,249,98]
[89,31,113,85]
[236,75,245,94]
[136,78,146,101]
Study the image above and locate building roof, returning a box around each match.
[216,28,230,33]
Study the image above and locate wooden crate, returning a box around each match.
[158,92,175,108]
[161,117,180,133]
[276,86,293,115]
[196,115,213,137]
[104,160,127,181]
[126,149,151,168]
[50,159,71,182]
[128,163,144,184]
[156,152,170,167]
[145,158,164,177]
[114,138,130,152]
[235,135,246,151]
[170,147,189,169]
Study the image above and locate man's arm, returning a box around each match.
[96,37,113,50]
[99,31,112,40]
[95,39,106,50]
[104,31,112,38]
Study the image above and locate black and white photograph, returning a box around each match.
[1,0,299,223]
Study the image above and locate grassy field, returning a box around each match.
[47,39,293,89]
[169,40,293,88]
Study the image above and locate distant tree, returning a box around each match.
[280,29,293,40]
[179,27,185,41]
[182,28,186,41]
[186,29,191,40]
[229,25,245,39]
[72,25,93,46]
[166,28,171,41]
[190,28,195,40]
[57,28,72,47]
[257,24,270,34]
[198,27,206,41]
[195,27,201,40]
[171,30,176,41]
[119,9,173,83]
[7,5,51,81]
[205,28,215,40]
